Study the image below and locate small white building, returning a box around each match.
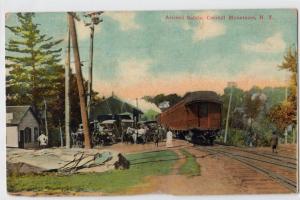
[6,106,40,149]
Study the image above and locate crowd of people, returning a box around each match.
[68,121,174,148]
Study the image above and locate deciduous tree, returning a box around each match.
[268,48,297,132]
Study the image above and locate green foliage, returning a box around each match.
[141,109,160,121]
[47,127,63,147]
[262,87,286,109]
[7,150,178,193]
[244,92,264,120]
[219,129,247,146]
[179,149,201,177]
[268,101,295,133]
[220,83,291,147]
[6,13,63,108]
[6,13,64,132]
[278,48,297,106]
[221,86,245,127]
[5,13,103,135]
[268,49,297,132]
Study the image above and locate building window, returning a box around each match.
[34,127,39,142]
[24,127,31,143]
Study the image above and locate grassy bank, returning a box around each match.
[179,149,201,177]
[7,150,178,194]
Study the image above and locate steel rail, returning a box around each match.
[257,151,296,161]
[215,143,296,161]
[214,147,296,170]
[220,146,297,164]
[197,147,297,192]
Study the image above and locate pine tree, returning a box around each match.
[6,12,65,133]
[6,13,63,112]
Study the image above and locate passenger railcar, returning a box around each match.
[158,91,222,145]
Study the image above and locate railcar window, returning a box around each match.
[199,103,208,117]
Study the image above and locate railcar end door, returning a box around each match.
[198,103,208,129]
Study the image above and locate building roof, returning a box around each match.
[183,91,222,105]
[91,96,143,120]
[6,106,37,125]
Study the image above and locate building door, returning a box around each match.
[19,130,24,148]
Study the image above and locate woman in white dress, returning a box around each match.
[166,129,173,148]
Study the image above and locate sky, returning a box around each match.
[5,9,298,102]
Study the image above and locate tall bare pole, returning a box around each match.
[87,24,94,118]
[65,23,71,148]
[68,12,92,149]
[136,98,139,109]
[84,12,103,119]
[43,98,49,136]
[136,98,139,122]
[224,82,236,143]
[59,119,63,147]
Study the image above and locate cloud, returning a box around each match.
[93,56,231,98]
[233,59,289,90]
[183,11,226,41]
[60,19,102,44]
[116,58,152,86]
[5,13,11,21]
[93,58,153,98]
[75,20,101,40]
[238,59,289,81]
[105,12,140,31]
[242,33,286,53]
[93,57,288,99]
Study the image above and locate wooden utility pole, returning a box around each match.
[65,24,71,148]
[84,12,103,118]
[68,12,92,148]
[87,24,94,118]
[136,98,139,122]
[224,82,236,143]
[59,119,63,147]
[43,98,49,136]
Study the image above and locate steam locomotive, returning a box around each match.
[158,91,222,145]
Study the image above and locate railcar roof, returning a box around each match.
[183,91,222,104]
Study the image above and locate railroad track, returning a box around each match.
[196,145,297,193]
[216,146,297,170]
[215,142,297,161]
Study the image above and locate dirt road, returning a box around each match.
[10,140,297,196]
[106,140,296,195]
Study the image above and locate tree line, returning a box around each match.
[6,13,297,147]
[219,49,297,146]
[6,13,102,146]
[143,49,297,146]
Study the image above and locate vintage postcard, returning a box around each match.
[5,9,298,196]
